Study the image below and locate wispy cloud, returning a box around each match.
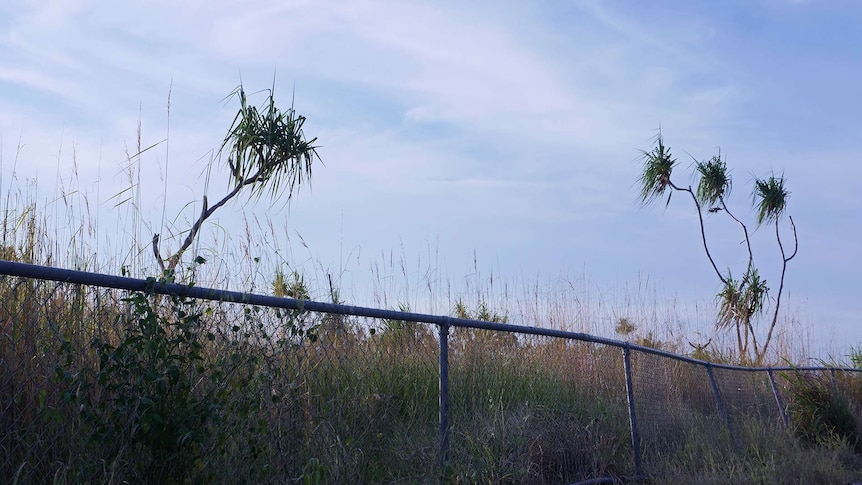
[0,66,76,97]
[1,0,861,351]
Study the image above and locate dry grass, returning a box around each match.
[1,134,861,483]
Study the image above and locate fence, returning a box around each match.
[1,259,860,483]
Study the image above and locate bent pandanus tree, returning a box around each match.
[637,131,797,365]
[152,84,320,276]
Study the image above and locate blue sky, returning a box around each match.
[1,1,860,356]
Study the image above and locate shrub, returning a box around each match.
[55,283,267,483]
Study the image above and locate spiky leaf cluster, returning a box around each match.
[696,155,731,206]
[221,85,319,201]
[716,267,768,329]
[638,134,676,206]
[753,175,788,225]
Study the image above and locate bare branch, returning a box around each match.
[673,180,728,286]
[719,196,754,271]
[757,215,799,364]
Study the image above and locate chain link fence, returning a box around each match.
[1,260,861,483]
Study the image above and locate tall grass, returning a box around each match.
[1,129,861,483]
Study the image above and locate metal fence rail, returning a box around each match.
[1,260,860,483]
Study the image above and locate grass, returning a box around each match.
[649,420,862,484]
[4,268,862,482]
[1,125,862,483]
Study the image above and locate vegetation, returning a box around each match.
[2,266,861,483]
[783,369,862,451]
[0,93,859,483]
[637,132,798,365]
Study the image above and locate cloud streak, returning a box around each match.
[0,0,861,355]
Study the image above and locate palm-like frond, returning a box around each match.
[696,155,731,206]
[220,84,320,202]
[716,267,769,330]
[753,175,788,225]
[716,273,740,329]
[638,133,676,206]
[739,266,768,322]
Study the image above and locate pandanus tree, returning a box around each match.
[153,84,320,276]
[637,131,797,364]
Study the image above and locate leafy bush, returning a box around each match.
[56,283,263,483]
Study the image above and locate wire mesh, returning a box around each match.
[3,265,862,483]
[446,331,631,483]
[835,369,862,416]
[710,366,785,444]
[278,314,441,482]
[628,349,730,473]
[0,275,441,483]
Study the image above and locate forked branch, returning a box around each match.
[757,216,798,363]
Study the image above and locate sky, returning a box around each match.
[0,0,860,357]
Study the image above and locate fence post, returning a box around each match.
[829,368,839,397]
[622,345,643,478]
[767,369,788,428]
[438,319,451,480]
[705,363,733,444]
